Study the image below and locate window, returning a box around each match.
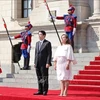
[22,0,33,18]
[48,10,56,22]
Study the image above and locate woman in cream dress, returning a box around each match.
[53,34,76,96]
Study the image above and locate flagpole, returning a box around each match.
[44,0,61,44]
[2,17,21,69]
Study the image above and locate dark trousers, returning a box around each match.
[71,36,74,51]
[36,66,49,93]
[24,57,30,69]
[66,31,74,51]
[22,49,30,69]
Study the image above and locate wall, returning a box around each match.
[30,0,69,25]
[0,0,12,31]
[0,38,12,77]
[69,0,91,21]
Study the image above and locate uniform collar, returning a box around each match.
[40,39,44,43]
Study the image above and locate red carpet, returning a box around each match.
[0,87,100,100]
[69,56,100,91]
[0,56,100,99]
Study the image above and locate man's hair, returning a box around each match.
[39,30,46,35]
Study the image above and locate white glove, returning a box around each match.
[27,45,31,53]
[72,28,76,36]
[49,16,56,21]
[51,16,56,19]
[10,36,15,39]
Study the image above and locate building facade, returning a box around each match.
[0,0,100,77]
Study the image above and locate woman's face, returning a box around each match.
[61,35,67,44]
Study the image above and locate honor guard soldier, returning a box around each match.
[10,22,33,70]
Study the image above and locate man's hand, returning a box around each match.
[46,64,50,68]
[34,64,36,68]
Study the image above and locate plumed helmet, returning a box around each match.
[25,21,33,30]
[68,5,75,13]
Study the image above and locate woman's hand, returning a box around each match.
[66,65,69,70]
[54,61,57,70]
[54,66,56,70]
[66,60,71,70]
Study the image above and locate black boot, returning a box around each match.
[24,58,27,67]
[25,57,30,70]
[20,58,26,70]
[71,37,74,51]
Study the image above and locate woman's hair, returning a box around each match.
[61,34,70,44]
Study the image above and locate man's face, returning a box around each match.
[25,26,29,30]
[38,32,46,40]
[68,10,72,14]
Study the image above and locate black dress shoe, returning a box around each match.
[20,67,30,70]
[20,67,26,70]
[43,92,47,96]
[20,68,23,70]
[34,92,43,95]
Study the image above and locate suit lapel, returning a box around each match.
[37,42,40,53]
[39,39,47,51]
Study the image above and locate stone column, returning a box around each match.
[69,0,91,21]
[33,0,38,8]
[33,0,36,8]
[93,0,100,16]
[74,22,88,53]
[11,0,17,20]
[38,0,44,4]
[33,0,44,8]
[87,0,100,52]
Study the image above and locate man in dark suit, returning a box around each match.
[34,30,52,96]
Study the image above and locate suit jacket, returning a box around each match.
[34,39,52,67]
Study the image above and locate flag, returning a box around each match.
[2,17,7,28]
[0,68,2,73]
